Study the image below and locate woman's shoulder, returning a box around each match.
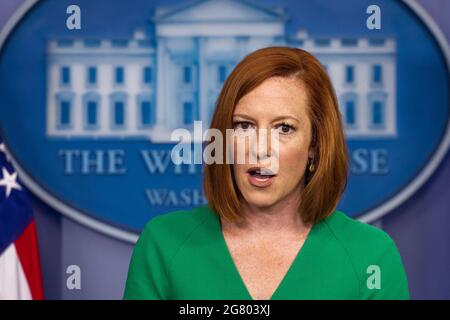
[321,210,403,266]
[323,210,395,249]
[322,210,409,299]
[125,205,214,300]
[139,204,213,246]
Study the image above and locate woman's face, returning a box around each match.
[231,76,314,210]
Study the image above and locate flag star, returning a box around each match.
[0,143,12,162]
[0,167,22,198]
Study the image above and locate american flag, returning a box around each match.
[0,137,44,299]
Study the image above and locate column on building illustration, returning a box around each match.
[151,0,287,140]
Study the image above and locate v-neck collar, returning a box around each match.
[204,205,321,300]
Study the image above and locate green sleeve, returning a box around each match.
[361,237,410,300]
[123,219,169,300]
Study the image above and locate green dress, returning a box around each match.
[123,204,409,300]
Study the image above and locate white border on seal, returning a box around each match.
[0,0,449,242]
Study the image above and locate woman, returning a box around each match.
[123,46,409,300]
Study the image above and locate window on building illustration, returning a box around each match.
[143,67,152,84]
[59,100,71,126]
[140,101,154,126]
[371,100,384,126]
[314,39,331,46]
[83,92,100,128]
[87,67,97,85]
[87,100,97,126]
[345,100,356,126]
[372,65,383,84]
[138,40,151,48]
[114,101,125,126]
[183,66,191,84]
[342,39,358,46]
[369,38,385,46]
[84,39,101,48]
[183,101,193,124]
[112,39,128,47]
[57,39,73,47]
[61,66,71,85]
[218,65,227,83]
[345,65,354,84]
[115,67,124,85]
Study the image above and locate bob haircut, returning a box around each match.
[203,46,348,225]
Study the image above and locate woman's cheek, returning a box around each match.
[279,146,308,175]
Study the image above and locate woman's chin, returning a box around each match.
[243,195,279,209]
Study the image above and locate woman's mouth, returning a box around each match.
[246,167,277,187]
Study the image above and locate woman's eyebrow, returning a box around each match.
[232,114,255,121]
[233,114,300,123]
[271,115,300,123]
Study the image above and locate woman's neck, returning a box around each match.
[221,187,311,237]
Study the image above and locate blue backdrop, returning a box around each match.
[0,0,449,299]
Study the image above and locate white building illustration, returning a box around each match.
[46,0,397,141]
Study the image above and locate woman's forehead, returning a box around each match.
[234,77,309,118]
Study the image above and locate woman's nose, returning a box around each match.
[249,128,273,161]
[247,128,279,173]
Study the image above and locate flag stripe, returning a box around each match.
[1,137,44,300]
[14,220,44,300]
[0,242,32,299]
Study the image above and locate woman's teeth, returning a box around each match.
[248,168,276,180]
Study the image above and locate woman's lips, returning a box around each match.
[247,172,276,187]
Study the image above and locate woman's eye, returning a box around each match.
[233,121,294,134]
[276,123,295,134]
[234,121,254,131]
